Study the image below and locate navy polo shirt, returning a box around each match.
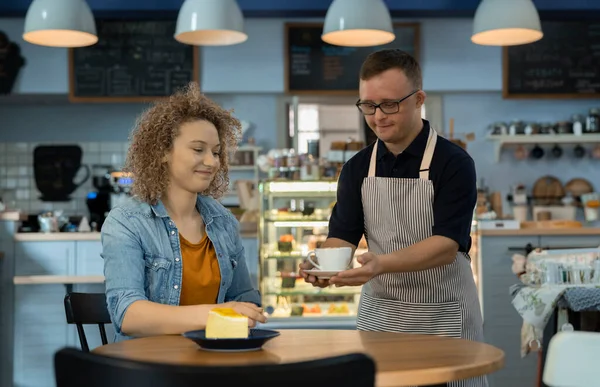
[328,119,477,253]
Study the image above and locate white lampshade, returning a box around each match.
[23,0,97,48]
[175,0,247,46]
[471,0,543,46]
[322,0,395,47]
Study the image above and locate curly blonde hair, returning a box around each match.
[125,82,241,204]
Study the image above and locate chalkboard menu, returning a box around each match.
[503,21,600,99]
[69,20,199,102]
[285,23,419,94]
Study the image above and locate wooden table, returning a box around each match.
[93,329,504,387]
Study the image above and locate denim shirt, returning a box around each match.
[100,194,261,342]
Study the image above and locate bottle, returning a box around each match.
[572,114,584,136]
[585,108,599,133]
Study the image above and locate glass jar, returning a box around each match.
[286,148,299,168]
[300,154,320,181]
[572,114,585,135]
[539,122,555,135]
[490,122,508,135]
[586,108,600,133]
[509,120,525,135]
[556,121,573,134]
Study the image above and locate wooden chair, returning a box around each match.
[63,293,112,352]
[54,347,376,387]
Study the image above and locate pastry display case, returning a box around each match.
[258,180,366,325]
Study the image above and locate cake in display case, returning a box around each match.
[258,180,366,323]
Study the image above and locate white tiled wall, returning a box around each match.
[0,141,129,216]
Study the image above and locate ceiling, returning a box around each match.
[1,0,599,19]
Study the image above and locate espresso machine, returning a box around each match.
[86,165,133,230]
[108,171,133,208]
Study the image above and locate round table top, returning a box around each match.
[93,329,504,387]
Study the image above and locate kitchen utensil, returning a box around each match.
[564,178,594,206]
[574,145,586,158]
[532,176,565,205]
[536,211,551,221]
[514,145,528,160]
[530,144,544,159]
[550,145,562,158]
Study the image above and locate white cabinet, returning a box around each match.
[75,241,104,276]
[12,240,104,387]
[14,241,75,276]
[13,285,72,387]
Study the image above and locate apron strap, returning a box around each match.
[419,128,437,180]
[367,140,378,178]
[367,127,438,180]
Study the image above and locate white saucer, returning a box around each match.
[304,269,343,279]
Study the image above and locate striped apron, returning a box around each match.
[356,127,487,387]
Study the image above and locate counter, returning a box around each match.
[479,228,600,236]
[0,211,23,221]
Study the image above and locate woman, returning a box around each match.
[101,82,265,341]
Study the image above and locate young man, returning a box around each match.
[300,49,486,387]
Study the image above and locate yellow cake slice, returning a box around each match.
[205,307,249,339]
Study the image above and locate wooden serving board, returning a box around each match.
[521,220,582,229]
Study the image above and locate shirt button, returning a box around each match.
[392,168,398,173]
[170,230,175,235]
[169,221,173,226]
[153,262,158,267]
[174,285,179,290]
[175,258,180,262]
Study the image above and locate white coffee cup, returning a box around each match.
[306,247,352,271]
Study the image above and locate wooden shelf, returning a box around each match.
[0,93,70,105]
[14,232,101,241]
[13,275,105,285]
[487,134,600,162]
[229,165,257,171]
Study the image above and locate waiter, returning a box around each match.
[300,49,487,387]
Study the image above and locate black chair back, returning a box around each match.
[64,293,112,352]
[54,347,376,387]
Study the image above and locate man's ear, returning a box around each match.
[416,90,427,109]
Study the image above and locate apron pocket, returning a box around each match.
[357,292,463,338]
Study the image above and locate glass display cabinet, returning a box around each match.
[258,180,366,326]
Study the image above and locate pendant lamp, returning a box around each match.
[175,0,247,46]
[23,0,97,48]
[471,0,543,46]
[322,0,395,47]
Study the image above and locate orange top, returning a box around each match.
[179,233,221,306]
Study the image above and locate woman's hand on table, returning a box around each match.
[222,301,267,327]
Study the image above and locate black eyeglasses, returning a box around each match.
[356,90,420,115]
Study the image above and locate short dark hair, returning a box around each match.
[359,49,422,90]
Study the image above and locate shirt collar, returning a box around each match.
[150,194,223,223]
[377,119,430,161]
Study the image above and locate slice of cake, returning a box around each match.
[205,307,249,339]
